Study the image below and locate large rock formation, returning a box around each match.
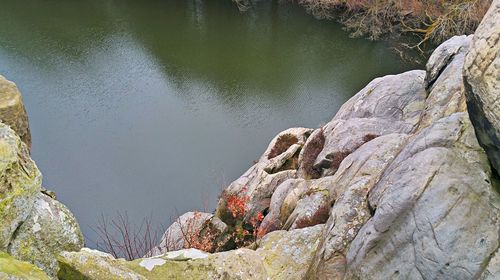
[464,0,500,173]
[3,1,500,279]
[123,6,500,279]
[0,76,83,279]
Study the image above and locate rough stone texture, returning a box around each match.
[7,193,84,279]
[343,113,499,280]
[420,35,472,129]
[309,133,409,278]
[0,76,31,150]
[256,224,324,280]
[0,123,40,250]
[463,0,500,172]
[215,128,311,225]
[59,226,324,280]
[59,247,268,280]
[0,251,50,280]
[313,70,426,176]
[149,212,213,256]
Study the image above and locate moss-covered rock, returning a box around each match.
[256,224,324,280]
[8,193,84,279]
[0,123,41,250]
[58,247,268,280]
[0,251,50,280]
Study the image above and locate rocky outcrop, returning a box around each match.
[140,11,499,278]
[0,75,31,150]
[3,1,500,279]
[0,76,83,278]
[58,225,324,280]
[463,0,500,173]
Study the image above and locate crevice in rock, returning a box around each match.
[268,134,299,160]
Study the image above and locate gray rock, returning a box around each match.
[345,113,499,280]
[7,193,84,279]
[215,128,311,225]
[256,224,324,280]
[314,70,426,176]
[309,133,409,279]
[419,35,472,129]
[149,211,212,256]
[463,0,500,172]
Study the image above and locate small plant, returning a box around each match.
[219,187,266,247]
[92,212,164,260]
[176,211,217,253]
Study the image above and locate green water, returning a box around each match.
[0,0,418,246]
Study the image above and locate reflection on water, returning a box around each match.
[0,0,419,246]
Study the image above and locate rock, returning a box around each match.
[419,35,471,129]
[463,0,500,172]
[0,76,31,150]
[148,212,213,256]
[308,133,409,278]
[480,248,500,279]
[282,185,330,230]
[0,251,50,280]
[58,248,146,280]
[256,224,324,280]
[313,70,426,176]
[58,247,268,280]
[297,128,325,179]
[216,128,311,226]
[0,123,41,250]
[7,193,84,279]
[343,113,499,280]
[425,35,472,89]
[59,226,325,280]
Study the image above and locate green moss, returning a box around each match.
[0,251,50,280]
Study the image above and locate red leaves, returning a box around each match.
[222,186,266,246]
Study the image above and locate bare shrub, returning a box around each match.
[296,0,491,46]
[92,212,164,260]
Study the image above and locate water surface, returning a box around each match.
[0,0,417,246]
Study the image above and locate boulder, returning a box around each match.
[0,123,40,250]
[256,224,324,280]
[148,211,213,256]
[420,35,471,129]
[313,70,426,176]
[463,0,500,172]
[7,193,84,278]
[0,76,31,149]
[344,113,499,280]
[0,251,50,280]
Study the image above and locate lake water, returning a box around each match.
[0,0,418,246]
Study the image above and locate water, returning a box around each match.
[0,0,418,246]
